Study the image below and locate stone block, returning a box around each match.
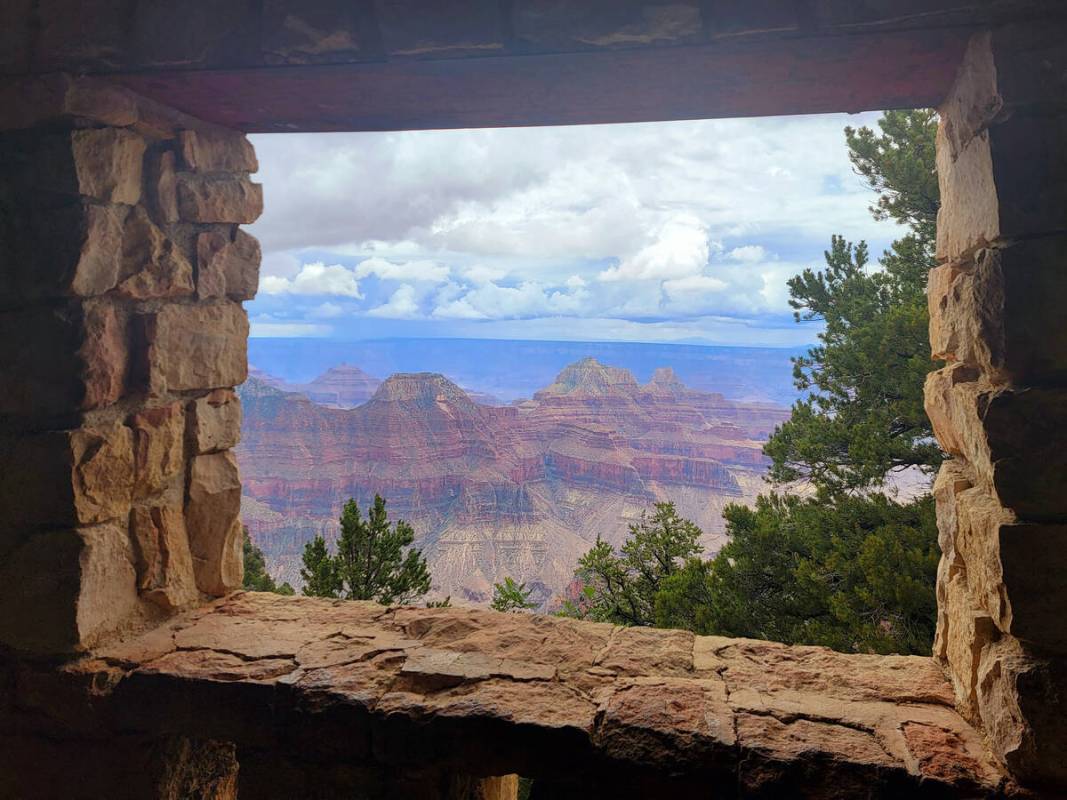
[130,505,199,611]
[185,451,243,596]
[999,523,1067,653]
[0,301,127,418]
[196,229,260,300]
[513,0,701,49]
[922,364,984,462]
[982,387,1067,520]
[146,148,180,223]
[976,637,1067,787]
[70,128,146,205]
[117,207,195,300]
[0,199,127,301]
[934,572,996,724]
[129,403,185,499]
[262,0,366,64]
[70,423,135,525]
[138,303,248,395]
[0,523,139,654]
[937,109,1067,262]
[176,174,263,223]
[934,118,999,263]
[178,129,258,173]
[78,300,130,409]
[188,390,242,454]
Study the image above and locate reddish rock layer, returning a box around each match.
[237,359,789,603]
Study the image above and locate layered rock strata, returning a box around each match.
[237,360,788,603]
[0,79,260,656]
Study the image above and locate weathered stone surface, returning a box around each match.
[976,637,1067,787]
[117,206,194,300]
[138,303,248,394]
[185,452,243,596]
[0,199,127,301]
[176,174,263,223]
[196,229,260,300]
[71,128,146,204]
[79,300,129,409]
[178,128,258,173]
[188,389,242,454]
[935,116,999,263]
[129,403,185,498]
[90,593,1010,797]
[147,148,179,223]
[71,423,135,525]
[261,0,365,64]
[0,523,138,654]
[130,506,199,611]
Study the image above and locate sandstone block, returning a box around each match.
[138,303,248,394]
[186,451,243,596]
[0,302,126,418]
[0,523,138,654]
[146,148,180,223]
[188,389,242,454]
[70,128,146,205]
[176,174,263,223]
[130,505,199,611]
[922,365,984,462]
[129,403,185,499]
[976,637,1067,787]
[71,423,135,525]
[117,206,194,300]
[0,199,127,301]
[78,300,129,409]
[934,118,998,263]
[999,523,1067,653]
[178,129,258,173]
[935,571,996,724]
[196,229,260,300]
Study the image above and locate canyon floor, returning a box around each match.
[237,358,791,607]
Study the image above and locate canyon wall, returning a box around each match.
[238,358,788,605]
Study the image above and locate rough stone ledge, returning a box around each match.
[50,592,1023,797]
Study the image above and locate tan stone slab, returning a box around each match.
[82,593,1009,796]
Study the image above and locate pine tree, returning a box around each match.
[300,495,431,605]
[491,577,536,613]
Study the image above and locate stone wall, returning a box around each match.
[927,23,1067,789]
[0,78,261,655]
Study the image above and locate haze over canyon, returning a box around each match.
[238,342,791,606]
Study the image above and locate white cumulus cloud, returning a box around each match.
[260,262,363,298]
[368,285,421,318]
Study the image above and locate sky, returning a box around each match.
[246,112,901,348]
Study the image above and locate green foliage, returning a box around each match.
[425,596,452,608]
[491,577,537,613]
[765,109,941,495]
[558,502,702,626]
[300,495,431,605]
[242,528,294,595]
[708,494,939,655]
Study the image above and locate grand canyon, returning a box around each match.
[238,356,789,606]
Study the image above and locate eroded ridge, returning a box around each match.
[70,593,1014,798]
